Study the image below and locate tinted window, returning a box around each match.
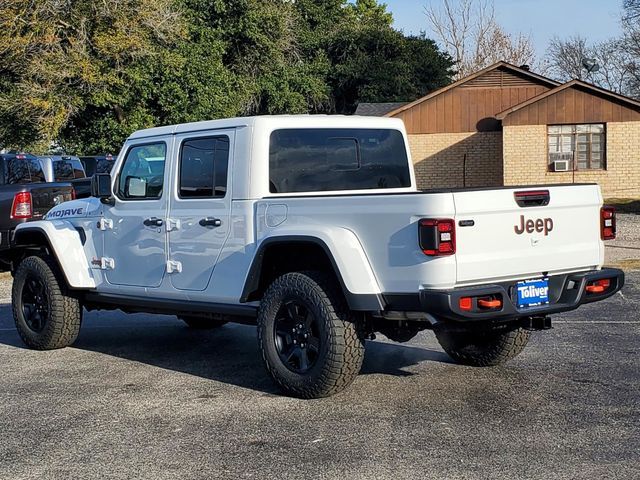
[53,159,85,180]
[6,158,46,184]
[269,129,411,193]
[117,143,166,200]
[179,137,229,198]
[96,158,115,174]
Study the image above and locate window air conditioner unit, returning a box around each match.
[553,160,571,172]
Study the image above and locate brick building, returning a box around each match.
[356,62,640,198]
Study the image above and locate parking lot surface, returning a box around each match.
[0,268,638,480]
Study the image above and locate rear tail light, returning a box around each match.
[11,192,32,219]
[601,206,616,240]
[71,188,77,200]
[419,218,456,256]
[459,297,473,311]
[16,154,26,160]
[586,279,611,294]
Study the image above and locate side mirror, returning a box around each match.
[91,173,114,205]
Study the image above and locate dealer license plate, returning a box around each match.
[516,278,549,308]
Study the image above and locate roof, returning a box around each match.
[385,61,561,118]
[354,102,407,116]
[495,79,640,119]
[127,115,406,140]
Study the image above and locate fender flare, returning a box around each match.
[241,234,385,312]
[13,221,96,289]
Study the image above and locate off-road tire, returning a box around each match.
[435,327,530,367]
[178,315,228,329]
[257,271,365,399]
[12,255,82,350]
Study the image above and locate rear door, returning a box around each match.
[167,130,234,291]
[453,185,602,285]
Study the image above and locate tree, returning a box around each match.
[307,0,453,112]
[621,0,640,97]
[545,36,592,82]
[545,32,636,96]
[1,0,454,152]
[425,0,537,79]
[0,0,185,153]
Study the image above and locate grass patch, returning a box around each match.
[605,198,640,214]
[606,258,640,271]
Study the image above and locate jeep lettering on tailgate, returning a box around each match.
[514,215,554,236]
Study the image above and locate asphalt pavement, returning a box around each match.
[0,272,638,480]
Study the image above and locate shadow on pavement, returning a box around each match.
[0,306,451,394]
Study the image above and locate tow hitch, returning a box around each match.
[522,316,552,331]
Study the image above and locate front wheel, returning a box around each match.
[257,271,365,399]
[435,326,530,367]
[12,255,82,350]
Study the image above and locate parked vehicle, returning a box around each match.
[38,155,86,182]
[9,116,624,398]
[79,155,115,177]
[38,155,92,199]
[0,153,74,271]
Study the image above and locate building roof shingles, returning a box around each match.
[354,102,407,117]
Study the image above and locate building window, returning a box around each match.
[548,124,605,171]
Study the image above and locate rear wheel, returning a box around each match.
[435,326,530,367]
[12,255,82,350]
[257,271,365,399]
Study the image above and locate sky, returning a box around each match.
[384,0,623,56]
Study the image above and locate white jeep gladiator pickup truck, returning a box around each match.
[9,115,624,398]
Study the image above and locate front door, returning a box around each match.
[103,140,171,288]
[167,130,234,291]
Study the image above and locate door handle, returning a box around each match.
[143,217,164,227]
[199,217,222,228]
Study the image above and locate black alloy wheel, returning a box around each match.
[257,271,365,398]
[21,275,49,333]
[274,300,321,373]
[12,255,82,350]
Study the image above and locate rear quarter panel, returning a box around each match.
[255,193,457,294]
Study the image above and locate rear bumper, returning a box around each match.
[390,268,624,321]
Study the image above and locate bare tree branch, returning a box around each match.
[425,0,536,79]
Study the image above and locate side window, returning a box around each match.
[179,136,229,198]
[269,129,411,193]
[117,143,166,200]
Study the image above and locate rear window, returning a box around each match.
[96,158,114,174]
[5,158,46,184]
[53,159,85,180]
[269,129,411,193]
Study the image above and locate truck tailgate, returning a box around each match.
[30,184,74,219]
[453,184,602,285]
